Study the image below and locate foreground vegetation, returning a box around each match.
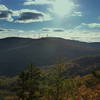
[0,62,100,100]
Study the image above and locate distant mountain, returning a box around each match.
[0,37,100,76]
[64,55,100,76]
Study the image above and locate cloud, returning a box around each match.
[72,11,82,17]
[0,28,17,32]
[15,9,52,23]
[23,0,53,5]
[0,28,100,42]
[76,23,100,29]
[84,23,100,28]
[41,28,52,32]
[0,29,4,31]
[0,4,8,10]
[40,27,100,42]
[0,28,7,31]
[0,5,13,22]
[41,28,64,32]
[0,28,36,39]
[53,28,65,32]
[0,10,13,22]
[0,4,52,23]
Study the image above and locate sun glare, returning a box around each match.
[52,0,75,17]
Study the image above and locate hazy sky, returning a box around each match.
[0,0,100,42]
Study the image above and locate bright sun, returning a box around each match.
[52,0,75,16]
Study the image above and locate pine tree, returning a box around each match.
[15,64,41,100]
[26,64,41,100]
[16,71,28,100]
[47,59,66,100]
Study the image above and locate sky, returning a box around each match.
[0,0,100,42]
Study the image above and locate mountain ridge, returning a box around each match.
[0,37,100,76]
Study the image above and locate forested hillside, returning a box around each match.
[0,64,100,100]
[0,37,100,76]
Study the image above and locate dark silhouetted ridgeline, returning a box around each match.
[0,37,100,76]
